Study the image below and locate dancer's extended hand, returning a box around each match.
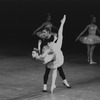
[75,32,83,42]
[75,38,79,42]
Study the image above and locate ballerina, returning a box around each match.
[36,14,71,93]
[75,15,100,64]
[33,13,58,39]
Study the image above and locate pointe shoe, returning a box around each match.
[63,83,71,88]
[90,61,97,64]
[63,79,71,88]
[51,85,56,93]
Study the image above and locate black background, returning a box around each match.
[0,0,100,56]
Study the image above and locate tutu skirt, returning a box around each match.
[47,51,64,69]
[42,53,55,64]
[40,46,55,64]
[79,35,100,45]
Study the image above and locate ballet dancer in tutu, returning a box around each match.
[33,13,58,39]
[32,14,71,93]
[75,15,100,64]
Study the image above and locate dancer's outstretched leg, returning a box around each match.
[50,15,66,93]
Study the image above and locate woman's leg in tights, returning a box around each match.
[90,45,96,64]
[43,66,50,91]
[90,45,95,61]
[87,44,90,62]
[57,66,70,87]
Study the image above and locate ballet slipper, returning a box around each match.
[50,85,56,93]
[63,83,71,88]
[63,80,71,88]
[42,84,47,92]
[90,61,97,64]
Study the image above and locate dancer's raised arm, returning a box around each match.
[33,23,46,35]
[56,15,66,49]
[75,25,89,41]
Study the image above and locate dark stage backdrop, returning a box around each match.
[0,0,100,56]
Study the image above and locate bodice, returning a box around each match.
[88,24,97,35]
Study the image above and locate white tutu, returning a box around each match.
[47,50,64,69]
[45,43,64,69]
[80,35,100,45]
[42,53,55,64]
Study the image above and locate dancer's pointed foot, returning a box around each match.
[63,79,71,88]
[63,83,71,88]
[51,85,56,93]
[90,61,97,64]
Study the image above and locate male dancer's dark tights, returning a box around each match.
[44,66,66,84]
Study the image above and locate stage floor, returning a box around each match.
[0,54,100,100]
